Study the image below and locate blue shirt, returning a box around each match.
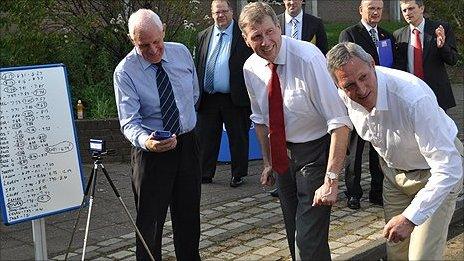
[114,42,199,149]
[204,21,233,93]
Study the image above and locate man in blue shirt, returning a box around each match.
[113,9,200,260]
[195,0,253,187]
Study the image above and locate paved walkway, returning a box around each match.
[1,84,463,260]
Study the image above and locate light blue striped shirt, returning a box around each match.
[114,42,199,149]
[204,21,233,93]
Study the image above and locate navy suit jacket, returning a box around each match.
[278,12,328,55]
[339,22,395,66]
[394,19,458,110]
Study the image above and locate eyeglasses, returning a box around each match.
[212,10,230,16]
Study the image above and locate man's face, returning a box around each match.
[334,56,378,111]
[242,15,282,63]
[283,0,303,17]
[131,23,165,63]
[211,1,233,30]
[359,0,384,27]
[400,1,424,27]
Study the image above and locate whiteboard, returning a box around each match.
[0,64,84,225]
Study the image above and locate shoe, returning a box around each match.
[369,195,383,206]
[229,177,244,188]
[347,197,361,210]
[201,177,212,184]
[269,188,279,197]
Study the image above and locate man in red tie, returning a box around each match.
[239,2,351,260]
[393,0,458,111]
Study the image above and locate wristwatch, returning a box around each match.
[326,171,339,182]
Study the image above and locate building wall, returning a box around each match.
[75,119,131,163]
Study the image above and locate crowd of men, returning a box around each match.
[113,0,462,260]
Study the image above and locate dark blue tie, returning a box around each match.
[204,32,224,93]
[155,62,181,135]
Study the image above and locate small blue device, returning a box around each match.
[153,130,171,140]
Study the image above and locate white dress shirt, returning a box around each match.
[284,11,303,40]
[338,66,462,225]
[243,36,352,143]
[408,18,425,74]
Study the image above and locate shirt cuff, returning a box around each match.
[327,116,352,133]
[402,205,424,226]
[138,133,151,151]
[250,114,265,125]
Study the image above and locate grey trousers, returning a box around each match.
[276,134,332,260]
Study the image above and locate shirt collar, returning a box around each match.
[214,20,234,36]
[274,35,287,66]
[136,47,170,71]
[360,19,377,33]
[409,18,425,33]
[285,10,303,24]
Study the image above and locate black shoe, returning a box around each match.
[269,188,279,197]
[347,197,361,210]
[369,195,383,206]
[201,177,212,184]
[230,177,244,188]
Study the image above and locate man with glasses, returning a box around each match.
[196,0,253,187]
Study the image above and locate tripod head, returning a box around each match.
[89,139,115,161]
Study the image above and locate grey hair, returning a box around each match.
[400,0,423,7]
[238,2,279,36]
[128,9,163,39]
[326,42,374,81]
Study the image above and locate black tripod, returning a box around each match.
[65,151,154,261]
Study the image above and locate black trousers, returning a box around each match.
[130,131,201,261]
[196,93,251,178]
[277,134,332,261]
[344,132,383,199]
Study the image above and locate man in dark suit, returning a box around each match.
[195,0,253,187]
[277,0,328,54]
[338,0,393,209]
[394,0,458,111]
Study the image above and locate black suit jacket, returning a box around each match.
[195,21,253,109]
[278,12,328,54]
[394,19,458,110]
[339,22,395,66]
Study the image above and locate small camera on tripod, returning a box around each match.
[89,139,106,155]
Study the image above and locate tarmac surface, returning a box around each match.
[0,84,463,260]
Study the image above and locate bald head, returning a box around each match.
[128,9,163,40]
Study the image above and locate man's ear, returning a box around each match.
[242,33,251,47]
[128,33,135,45]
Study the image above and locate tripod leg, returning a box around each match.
[65,163,97,260]
[81,166,98,261]
[99,164,155,261]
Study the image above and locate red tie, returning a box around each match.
[413,28,424,79]
[268,63,289,175]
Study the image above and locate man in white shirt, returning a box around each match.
[326,41,463,260]
[239,2,351,259]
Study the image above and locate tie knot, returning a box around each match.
[413,28,420,35]
[269,63,277,71]
[291,18,298,25]
[154,62,163,69]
